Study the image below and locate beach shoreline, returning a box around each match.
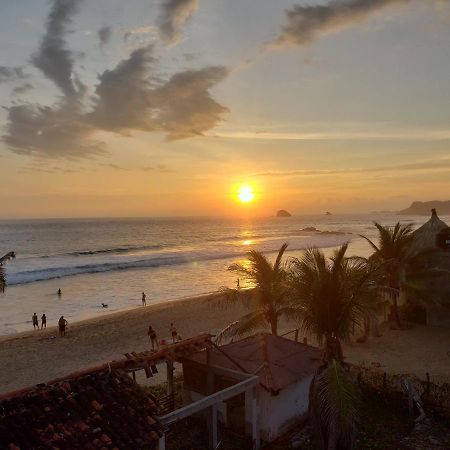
[0,291,449,395]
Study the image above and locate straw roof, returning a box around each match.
[411,209,449,254]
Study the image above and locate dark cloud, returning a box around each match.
[98,26,112,47]
[0,66,28,83]
[31,0,84,96]
[158,0,199,45]
[271,0,411,49]
[153,66,229,140]
[89,45,156,132]
[12,83,34,95]
[3,100,104,159]
[89,46,228,139]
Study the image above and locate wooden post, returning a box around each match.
[250,386,260,450]
[166,360,174,411]
[158,435,166,450]
[294,329,299,342]
[208,404,218,449]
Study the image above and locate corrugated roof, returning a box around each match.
[0,368,163,450]
[184,333,322,394]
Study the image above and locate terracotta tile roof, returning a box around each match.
[184,333,322,394]
[0,367,163,450]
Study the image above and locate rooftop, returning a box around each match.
[0,367,163,450]
[183,333,322,394]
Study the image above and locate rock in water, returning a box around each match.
[276,210,292,217]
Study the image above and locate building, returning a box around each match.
[410,209,450,326]
[0,366,164,450]
[182,333,322,442]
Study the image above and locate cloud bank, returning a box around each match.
[158,0,199,45]
[2,0,228,159]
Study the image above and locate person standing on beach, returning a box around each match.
[142,292,146,306]
[147,325,158,350]
[57,288,62,297]
[58,316,68,337]
[170,322,178,343]
[32,313,39,330]
[41,313,47,329]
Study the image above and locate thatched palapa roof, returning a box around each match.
[411,209,449,254]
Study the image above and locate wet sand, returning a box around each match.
[0,293,449,394]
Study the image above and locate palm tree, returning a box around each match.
[289,244,381,450]
[361,222,416,328]
[215,243,294,342]
[0,252,16,292]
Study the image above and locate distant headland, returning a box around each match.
[399,201,450,215]
[276,209,292,217]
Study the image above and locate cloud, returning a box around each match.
[98,26,112,47]
[31,0,84,97]
[153,66,229,140]
[253,158,450,178]
[270,0,411,49]
[3,100,104,159]
[158,0,199,45]
[89,45,157,132]
[142,164,173,172]
[0,66,28,84]
[89,46,228,139]
[12,83,34,95]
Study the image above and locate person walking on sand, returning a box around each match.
[32,313,39,330]
[41,313,47,329]
[170,322,178,343]
[57,288,62,297]
[142,292,146,306]
[58,316,68,337]
[147,325,158,350]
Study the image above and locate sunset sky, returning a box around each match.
[1,0,450,218]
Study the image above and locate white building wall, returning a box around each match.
[257,376,312,442]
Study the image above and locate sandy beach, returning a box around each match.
[0,293,449,394]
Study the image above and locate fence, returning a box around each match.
[353,365,450,419]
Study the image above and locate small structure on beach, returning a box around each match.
[0,367,163,449]
[410,209,450,326]
[182,333,322,442]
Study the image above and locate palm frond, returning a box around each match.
[215,311,267,344]
[310,360,358,449]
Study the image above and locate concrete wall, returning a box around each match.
[184,375,312,443]
[257,376,312,442]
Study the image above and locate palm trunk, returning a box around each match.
[392,291,402,328]
[270,316,278,336]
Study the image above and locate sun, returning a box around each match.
[237,185,255,203]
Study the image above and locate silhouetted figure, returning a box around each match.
[41,313,47,329]
[58,316,68,337]
[32,313,39,330]
[142,292,146,306]
[57,289,62,297]
[170,322,178,343]
[236,278,240,289]
[147,325,158,350]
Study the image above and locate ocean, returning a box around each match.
[0,213,438,335]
